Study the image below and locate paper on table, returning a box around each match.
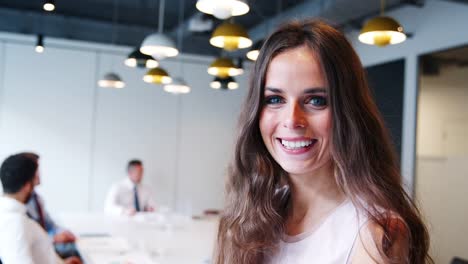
[89,252,158,264]
[77,236,130,254]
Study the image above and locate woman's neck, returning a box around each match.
[286,162,346,236]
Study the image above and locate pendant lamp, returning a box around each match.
[140,0,178,59]
[164,77,191,94]
[125,49,159,68]
[210,76,238,90]
[98,73,125,89]
[143,67,172,84]
[196,0,249,19]
[98,0,125,89]
[164,0,191,94]
[43,0,55,11]
[210,21,252,51]
[208,57,243,78]
[358,0,406,46]
[35,34,44,53]
[246,39,263,61]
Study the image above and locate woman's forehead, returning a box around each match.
[264,46,327,92]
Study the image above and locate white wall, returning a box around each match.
[347,1,468,262]
[0,33,248,216]
[416,65,468,264]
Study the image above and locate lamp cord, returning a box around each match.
[111,0,119,44]
[177,0,184,51]
[158,0,165,33]
[380,0,385,16]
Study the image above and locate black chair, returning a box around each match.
[451,257,468,264]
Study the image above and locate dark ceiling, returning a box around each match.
[0,0,464,57]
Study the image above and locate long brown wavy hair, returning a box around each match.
[215,19,431,263]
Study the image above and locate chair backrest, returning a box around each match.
[452,257,468,264]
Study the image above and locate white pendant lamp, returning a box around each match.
[164,77,191,94]
[358,0,406,46]
[164,0,191,94]
[43,0,55,11]
[196,0,249,19]
[140,0,178,59]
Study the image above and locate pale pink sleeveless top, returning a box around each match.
[267,200,370,264]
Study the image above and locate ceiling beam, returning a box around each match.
[248,0,337,42]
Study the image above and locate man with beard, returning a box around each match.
[0,153,81,264]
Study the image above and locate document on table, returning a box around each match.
[88,252,157,264]
[77,236,158,264]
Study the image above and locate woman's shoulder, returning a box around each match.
[349,202,409,264]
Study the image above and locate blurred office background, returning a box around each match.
[0,0,467,263]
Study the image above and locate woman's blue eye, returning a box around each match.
[308,96,327,107]
[265,96,283,105]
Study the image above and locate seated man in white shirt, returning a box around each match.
[104,159,156,216]
[0,153,81,264]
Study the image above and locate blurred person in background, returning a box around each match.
[104,159,156,216]
[0,153,81,264]
[22,152,82,260]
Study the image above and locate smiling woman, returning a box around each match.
[260,46,332,178]
[214,19,432,264]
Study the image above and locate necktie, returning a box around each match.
[133,186,141,212]
[33,193,46,229]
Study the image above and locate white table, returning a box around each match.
[57,212,218,264]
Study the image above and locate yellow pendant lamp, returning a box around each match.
[143,67,172,84]
[208,57,243,78]
[210,22,252,51]
[359,0,406,46]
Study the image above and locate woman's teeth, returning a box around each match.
[280,139,314,149]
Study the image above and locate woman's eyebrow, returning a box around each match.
[264,87,283,93]
[264,87,327,94]
[304,88,327,94]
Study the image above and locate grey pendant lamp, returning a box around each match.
[98,0,125,89]
[140,0,178,59]
[164,0,191,94]
[98,72,125,89]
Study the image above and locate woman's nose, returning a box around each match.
[282,102,306,129]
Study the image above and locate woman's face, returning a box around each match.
[259,45,332,177]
